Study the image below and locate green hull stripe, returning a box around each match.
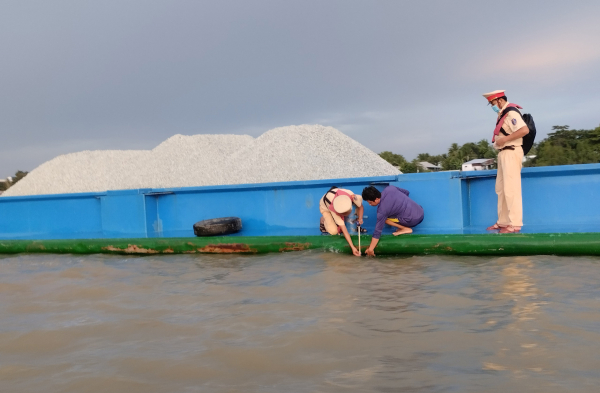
[2,233,600,256]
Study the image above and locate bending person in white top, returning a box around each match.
[319,187,364,256]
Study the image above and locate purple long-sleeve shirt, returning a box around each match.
[373,186,424,239]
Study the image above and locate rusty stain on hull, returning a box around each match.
[102,244,160,254]
[196,243,257,253]
[26,243,46,252]
[423,243,454,253]
[279,242,311,252]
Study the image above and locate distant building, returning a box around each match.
[462,158,495,171]
[418,162,442,172]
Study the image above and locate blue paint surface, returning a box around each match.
[463,164,600,234]
[1,164,600,240]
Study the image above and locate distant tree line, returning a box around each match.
[527,125,600,167]
[0,170,28,191]
[381,124,600,173]
[380,139,497,172]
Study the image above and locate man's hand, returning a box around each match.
[351,246,361,257]
[496,126,528,149]
[366,238,379,257]
[495,135,506,147]
[357,218,363,225]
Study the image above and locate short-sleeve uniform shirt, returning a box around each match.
[319,188,363,226]
[496,102,527,149]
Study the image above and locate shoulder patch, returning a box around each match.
[512,118,517,126]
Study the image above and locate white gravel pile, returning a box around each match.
[4,150,154,196]
[3,124,400,197]
[150,134,255,189]
[225,125,400,184]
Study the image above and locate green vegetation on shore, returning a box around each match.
[382,124,600,173]
[0,170,28,192]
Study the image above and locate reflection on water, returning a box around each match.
[0,252,599,392]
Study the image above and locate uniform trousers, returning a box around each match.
[320,204,342,235]
[496,147,524,227]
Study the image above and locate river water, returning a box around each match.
[0,252,599,392]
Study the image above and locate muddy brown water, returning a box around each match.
[0,252,599,392]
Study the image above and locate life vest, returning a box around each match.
[492,103,522,143]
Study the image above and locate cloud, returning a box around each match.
[470,41,600,81]
[1,1,599,176]
[463,16,600,82]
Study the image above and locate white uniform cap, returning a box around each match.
[332,195,352,215]
[483,90,506,102]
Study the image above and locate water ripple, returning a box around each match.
[0,253,599,392]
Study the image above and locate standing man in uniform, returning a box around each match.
[483,90,529,233]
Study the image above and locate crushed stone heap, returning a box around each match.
[3,124,400,197]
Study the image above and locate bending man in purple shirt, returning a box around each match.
[361,185,424,257]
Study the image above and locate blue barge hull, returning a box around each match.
[1,163,600,240]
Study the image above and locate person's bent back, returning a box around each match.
[362,186,424,256]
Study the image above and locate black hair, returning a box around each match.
[362,186,381,202]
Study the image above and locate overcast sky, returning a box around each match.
[1,0,599,177]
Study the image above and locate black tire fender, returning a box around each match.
[193,217,242,237]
